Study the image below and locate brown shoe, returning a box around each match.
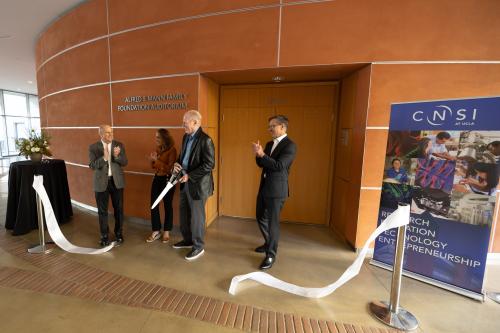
[162,231,170,243]
[146,231,160,243]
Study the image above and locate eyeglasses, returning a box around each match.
[268,124,281,129]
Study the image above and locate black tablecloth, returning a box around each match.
[5,159,73,235]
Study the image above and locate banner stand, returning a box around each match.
[370,204,419,331]
[487,292,500,304]
[28,192,53,254]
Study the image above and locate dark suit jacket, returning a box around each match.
[178,127,215,200]
[257,136,297,198]
[89,140,128,192]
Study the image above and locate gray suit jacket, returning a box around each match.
[89,140,128,192]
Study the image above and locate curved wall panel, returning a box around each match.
[108,0,280,33]
[109,8,279,80]
[36,0,500,251]
[38,0,108,65]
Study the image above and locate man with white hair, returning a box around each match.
[172,110,215,261]
[89,125,128,246]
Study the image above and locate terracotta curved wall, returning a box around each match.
[36,0,500,250]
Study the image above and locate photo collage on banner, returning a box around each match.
[373,97,500,299]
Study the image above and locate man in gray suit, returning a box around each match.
[89,125,128,246]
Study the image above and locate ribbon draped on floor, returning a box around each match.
[228,205,410,298]
[32,175,115,254]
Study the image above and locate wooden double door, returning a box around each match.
[219,82,338,225]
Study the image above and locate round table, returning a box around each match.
[5,159,73,235]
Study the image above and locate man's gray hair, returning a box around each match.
[184,110,202,124]
[269,115,288,129]
[98,124,111,135]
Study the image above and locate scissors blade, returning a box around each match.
[151,182,174,209]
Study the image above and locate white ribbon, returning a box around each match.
[229,205,410,298]
[32,175,115,254]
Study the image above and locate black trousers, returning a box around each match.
[150,175,175,232]
[179,183,206,250]
[256,191,285,258]
[95,177,123,239]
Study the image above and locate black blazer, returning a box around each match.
[178,127,215,200]
[257,136,297,198]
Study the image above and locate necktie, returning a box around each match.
[104,143,111,176]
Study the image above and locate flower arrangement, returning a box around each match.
[15,129,52,159]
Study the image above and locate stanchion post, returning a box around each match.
[369,203,419,331]
[28,192,53,254]
[487,292,500,304]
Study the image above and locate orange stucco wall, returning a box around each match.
[36,0,500,251]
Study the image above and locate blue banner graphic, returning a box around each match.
[373,96,500,296]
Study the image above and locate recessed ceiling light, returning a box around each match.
[27,81,33,84]
[272,76,284,82]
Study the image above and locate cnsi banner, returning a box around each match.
[372,96,500,301]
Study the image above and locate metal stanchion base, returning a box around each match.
[28,244,54,254]
[487,292,500,304]
[369,301,419,331]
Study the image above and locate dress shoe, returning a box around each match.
[99,237,110,247]
[185,248,205,261]
[115,235,124,245]
[259,256,275,270]
[254,245,266,253]
[172,240,194,249]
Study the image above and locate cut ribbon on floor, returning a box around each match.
[32,175,115,254]
[229,205,410,298]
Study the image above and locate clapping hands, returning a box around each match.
[252,140,264,157]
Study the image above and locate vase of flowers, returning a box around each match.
[15,129,52,162]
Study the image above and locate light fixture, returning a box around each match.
[272,76,284,82]
[27,81,33,84]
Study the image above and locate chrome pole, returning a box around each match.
[370,203,418,331]
[389,223,406,312]
[28,192,52,254]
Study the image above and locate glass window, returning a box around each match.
[5,116,30,155]
[4,91,28,116]
[0,91,4,115]
[29,95,40,117]
[0,118,7,157]
[30,118,41,132]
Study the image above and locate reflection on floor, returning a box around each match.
[1,174,499,333]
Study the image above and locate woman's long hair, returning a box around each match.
[157,128,174,152]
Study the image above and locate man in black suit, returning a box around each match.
[172,110,215,261]
[252,115,297,270]
[89,124,128,246]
